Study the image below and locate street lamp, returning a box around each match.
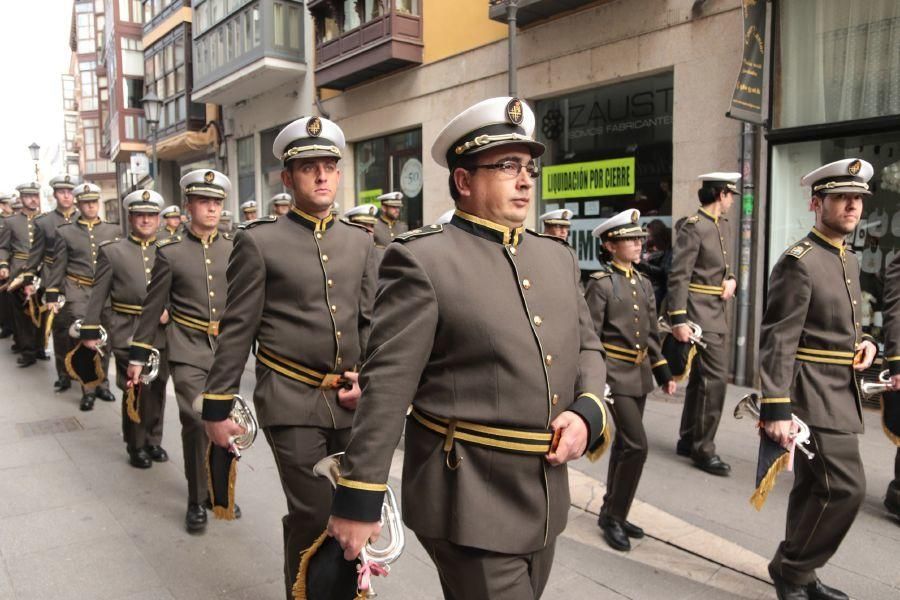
[142,91,162,184]
[28,142,40,180]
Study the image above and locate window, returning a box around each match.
[237,135,256,204]
[144,25,197,134]
[123,77,144,109]
[395,0,419,15]
[118,0,142,22]
[122,37,144,77]
[194,2,261,80]
[274,1,302,49]
[77,13,95,53]
[363,0,382,22]
[79,61,98,111]
[355,128,424,230]
[342,0,359,31]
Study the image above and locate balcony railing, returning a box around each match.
[488,0,604,28]
[309,1,423,90]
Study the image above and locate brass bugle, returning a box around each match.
[657,316,708,349]
[860,370,894,399]
[140,348,161,384]
[733,393,815,460]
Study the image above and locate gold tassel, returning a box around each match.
[586,401,613,463]
[882,396,900,447]
[63,343,105,387]
[43,309,55,347]
[26,296,41,327]
[673,344,698,383]
[749,451,791,511]
[125,386,142,424]
[292,530,330,600]
[206,444,238,521]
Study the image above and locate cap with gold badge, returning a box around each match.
[377,191,403,208]
[240,200,257,214]
[698,172,741,195]
[431,97,545,169]
[16,182,41,196]
[180,169,231,199]
[800,158,873,196]
[160,205,181,218]
[540,208,573,227]
[344,203,378,225]
[271,192,291,206]
[272,116,346,164]
[0,192,13,204]
[124,189,163,213]
[49,174,78,190]
[592,209,646,241]
[73,182,101,202]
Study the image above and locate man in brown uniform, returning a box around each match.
[126,169,234,533]
[327,97,610,600]
[0,182,45,367]
[270,192,291,217]
[158,205,183,240]
[0,193,15,340]
[882,251,900,521]
[82,190,169,468]
[759,158,877,600]
[44,183,119,410]
[35,175,80,391]
[239,200,257,223]
[668,172,739,476]
[203,116,376,598]
[539,208,573,243]
[585,209,675,552]
[372,191,407,247]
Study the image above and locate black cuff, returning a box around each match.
[669,311,688,326]
[888,358,900,377]
[80,325,102,341]
[201,394,234,422]
[759,397,792,422]
[652,362,673,386]
[44,290,60,303]
[331,484,386,522]
[129,343,152,363]
[569,393,608,451]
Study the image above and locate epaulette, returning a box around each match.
[684,215,701,225]
[339,217,372,233]
[222,231,234,240]
[238,216,277,230]
[525,229,568,245]
[786,240,812,260]
[156,235,182,248]
[98,237,120,248]
[589,271,612,280]
[394,224,443,242]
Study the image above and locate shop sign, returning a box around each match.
[359,188,383,206]
[727,0,771,125]
[541,157,635,200]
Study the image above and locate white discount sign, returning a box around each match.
[400,158,423,198]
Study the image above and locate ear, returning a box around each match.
[280,168,293,189]
[453,167,472,199]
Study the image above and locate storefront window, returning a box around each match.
[775,0,900,129]
[769,132,900,340]
[355,128,423,229]
[535,72,674,276]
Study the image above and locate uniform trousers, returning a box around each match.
[602,394,648,520]
[169,362,210,504]
[886,447,900,513]
[769,428,865,585]
[263,424,351,600]
[678,330,728,459]
[51,314,74,380]
[11,291,40,360]
[112,349,167,451]
[417,535,556,600]
[0,286,13,333]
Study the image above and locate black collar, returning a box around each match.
[129,234,156,248]
[450,210,524,247]
[808,228,847,257]
[287,206,335,233]
[186,228,219,244]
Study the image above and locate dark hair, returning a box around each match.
[697,185,728,205]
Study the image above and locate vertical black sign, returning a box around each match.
[727,0,770,125]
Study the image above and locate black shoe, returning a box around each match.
[10,343,21,353]
[676,438,692,457]
[0,328,12,339]
[36,350,50,361]
[203,498,242,519]
[128,447,153,469]
[79,393,96,412]
[693,455,731,476]
[769,567,809,600]
[185,503,208,533]
[885,496,900,520]
[806,579,847,600]
[16,355,36,368]
[621,520,645,539]
[598,515,631,551]
[145,445,169,462]
[54,376,72,392]
[95,387,116,402]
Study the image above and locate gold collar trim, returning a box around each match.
[453,209,525,247]
[129,234,156,248]
[289,205,335,233]
[610,262,633,277]
[187,227,219,244]
[810,227,846,256]
[699,207,718,223]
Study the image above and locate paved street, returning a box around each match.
[0,349,896,599]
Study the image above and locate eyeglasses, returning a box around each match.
[469,160,540,179]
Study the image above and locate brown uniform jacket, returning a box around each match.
[584,262,671,396]
[128,229,232,370]
[44,219,120,306]
[33,208,78,275]
[759,229,875,432]
[331,211,609,555]
[81,235,165,351]
[0,212,44,282]
[202,210,377,429]
[883,252,900,377]
[667,208,734,333]
[373,215,408,248]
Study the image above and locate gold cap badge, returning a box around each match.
[204,171,215,183]
[631,210,639,223]
[848,159,861,176]
[506,98,524,125]
[142,190,150,201]
[306,116,322,138]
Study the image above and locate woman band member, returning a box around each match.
[584,209,676,552]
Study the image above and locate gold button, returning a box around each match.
[852,300,857,305]
[636,331,641,337]
[533,316,542,326]
[211,308,217,314]
[551,394,559,406]
[630,279,636,285]
[327,279,334,287]
[632,290,637,296]
[634,317,639,323]
[633,304,639,310]
[509,246,517,255]
[143,256,149,262]
[90,234,94,239]
[208,275,213,280]
[723,250,727,255]
[336,357,342,366]
[545,354,553,366]
[205,259,211,264]
[203,244,209,249]
[315,232,322,239]
[522,279,531,289]
[145,268,151,274]
[331,305,337,313]
[720,236,725,241]
[322,254,329,262]
[336,331,342,338]
[846,279,851,284]
[209,291,215,297]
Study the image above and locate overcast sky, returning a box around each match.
[0,1,74,193]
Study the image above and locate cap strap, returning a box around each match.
[455,132,531,156]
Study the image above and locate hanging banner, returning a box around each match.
[541,157,635,200]
[726,0,771,125]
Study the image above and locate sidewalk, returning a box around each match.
[0,350,891,599]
